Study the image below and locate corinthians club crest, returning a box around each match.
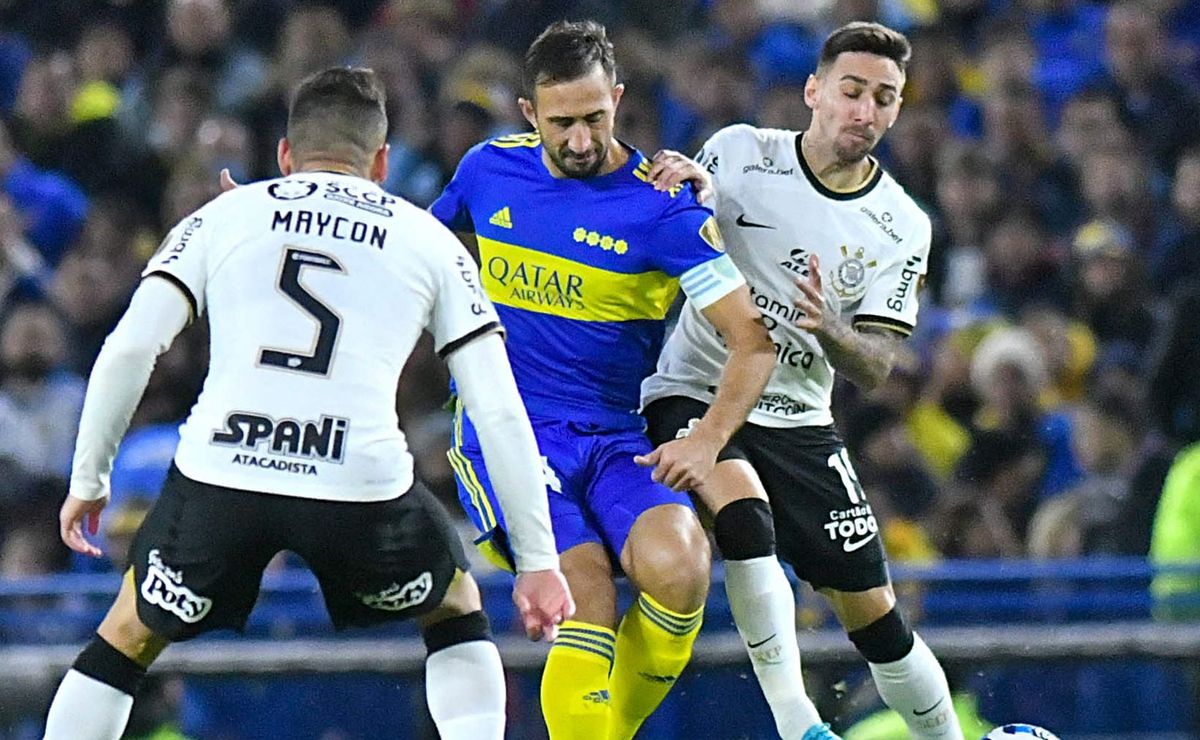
[831,245,878,300]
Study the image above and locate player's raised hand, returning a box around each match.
[647,150,715,203]
[635,434,720,492]
[219,168,241,192]
[59,493,108,558]
[793,254,833,335]
[513,569,575,642]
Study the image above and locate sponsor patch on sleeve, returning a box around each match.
[698,215,725,252]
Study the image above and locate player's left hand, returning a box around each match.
[634,435,720,491]
[513,568,575,642]
[647,150,715,203]
[793,254,834,335]
[59,493,108,558]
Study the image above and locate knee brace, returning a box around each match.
[73,634,147,695]
[847,607,914,664]
[713,498,776,561]
[422,610,493,655]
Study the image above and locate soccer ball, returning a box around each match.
[983,725,1060,740]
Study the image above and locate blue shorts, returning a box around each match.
[447,401,693,572]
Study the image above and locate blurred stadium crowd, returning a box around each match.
[0,0,1198,600]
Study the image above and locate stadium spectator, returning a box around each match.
[1069,219,1159,351]
[1150,148,1200,293]
[0,300,85,482]
[0,118,88,270]
[1102,1,1200,174]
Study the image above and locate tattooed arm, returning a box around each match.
[793,254,904,391]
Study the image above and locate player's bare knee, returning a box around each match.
[626,507,710,612]
[96,579,167,665]
[421,570,483,626]
[821,584,897,633]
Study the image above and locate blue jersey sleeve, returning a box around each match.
[650,188,745,309]
[648,188,724,276]
[429,141,486,233]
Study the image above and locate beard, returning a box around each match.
[832,126,879,165]
[548,140,606,179]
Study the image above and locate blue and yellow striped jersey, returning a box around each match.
[431,133,741,428]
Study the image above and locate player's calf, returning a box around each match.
[607,504,709,740]
[833,589,961,740]
[420,571,507,740]
[709,465,828,739]
[44,573,167,740]
[541,542,617,739]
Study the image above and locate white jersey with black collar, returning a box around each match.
[143,172,499,501]
[642,125,932,428]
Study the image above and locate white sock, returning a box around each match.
[44,669,134,740]
[725,556,825,738]
[425,640,506,740]
[868,633,961,740]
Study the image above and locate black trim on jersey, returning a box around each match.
[144,271,198,322]
[795,132,883,201]
[852,314,912,337]
[437,321,504,359]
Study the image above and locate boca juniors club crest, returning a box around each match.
[831,245,878,300]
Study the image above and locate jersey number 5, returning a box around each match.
[259,247,345,376]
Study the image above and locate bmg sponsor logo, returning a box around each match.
[141,549,213,624]
[158,217,203,265]
[886,254,924,313]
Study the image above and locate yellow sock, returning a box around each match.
[541,621,615,740]
[607,593,703,740]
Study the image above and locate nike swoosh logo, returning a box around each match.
[842,532,878,552]
[913,697,944,716]
[736,214,775,229]
[747,633,776,649]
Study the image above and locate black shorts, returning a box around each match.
[128,465,469,641]
[644,396,889,592]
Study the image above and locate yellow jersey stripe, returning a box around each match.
[490,133,541,148]
[477,236,681,322]
[450,446,496,530]
[451,401,498,528]
[446,446,488,527]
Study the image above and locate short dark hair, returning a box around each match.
[523,20,616,99]
[817,22,912,75]
[287,67,388,166]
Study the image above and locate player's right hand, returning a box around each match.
[647,150,714,203]
[512,569,575,642]
[59,493,109,558]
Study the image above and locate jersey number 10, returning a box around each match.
[259,247,345,376]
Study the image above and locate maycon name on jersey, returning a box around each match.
[271,209,388,249]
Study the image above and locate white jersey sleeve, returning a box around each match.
[69,277,191,501]
[851,216,932,337]
[426,238,503,357]
[142,207,218,319]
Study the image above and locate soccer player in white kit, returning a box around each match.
[642,23,962,740]
[44,67,572,740]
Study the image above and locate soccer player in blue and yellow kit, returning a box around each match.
[430,20,776,740]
